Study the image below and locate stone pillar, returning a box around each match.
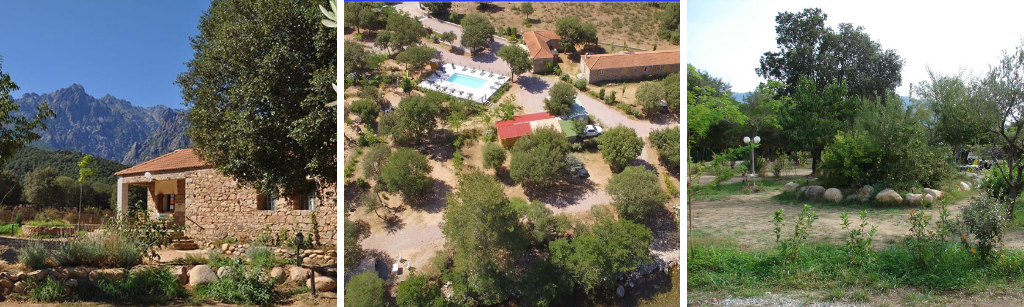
[116,177,129,218]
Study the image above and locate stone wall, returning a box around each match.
[582,61,680,84]
[182,168,337,246]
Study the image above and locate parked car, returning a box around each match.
[582,125,603,138]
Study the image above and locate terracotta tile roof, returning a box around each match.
[523,30,560,60]
[496,112,556,140]
[582,50,681,70]
[115,148,211,176]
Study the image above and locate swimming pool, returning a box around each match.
[447,73,488,88]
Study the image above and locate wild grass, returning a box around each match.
[87,266,187,303]
[691,178,788,201]
[25,220,71,227]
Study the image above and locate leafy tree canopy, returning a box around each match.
[635,81,665,117]
[396,45,437,72]
[344,271,387,307]
[649,126,681,169]
[555,16,598,52]
[422,2,451,17]
[549,210,653,293]
[381,148,433,200]
[687,64,745,144]
[544,81,576,116]
[510,128,570,187]
[461,13,495,51]
[497,45,532,82]
[606,166,667,221]
[177,0,337,195]
[379,95,440,145]
[482,142,507,171]
[598,126,644,172]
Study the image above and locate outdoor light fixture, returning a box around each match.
[294,232,304,266]
[743,136,761,186]
[144,172,153,182]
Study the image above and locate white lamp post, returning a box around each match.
[743,136,761,186]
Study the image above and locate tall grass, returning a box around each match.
[19,242,50,270]
[86,266,186,303]
[195,264,279,306]
[688,240,1024,293]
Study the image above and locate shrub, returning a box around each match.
[55,237,104,267]
[599,88,605,100]
[357,131,382,147]
[482,142,507,171]
[773,205,818,261]
[981,165,1013,202]
[607,166,667,222]
[821,130,878,187]
[19,242,50,270]
[25,220,71,227]
[664,174,678,196]
[195,265,278,306]
[570,142,583,152]
[247,245,284,269]
[772,152,790,177]
[102,234,143,269]
[92,266,187,303]
[598,126,644,172]
[574,79,587,91]
[560,73,570,82]
[608,91,616,104]
[453,151,464,171]
[28,278,66,302]
[209,248,232,269]
[841,211,876,265]
[958,196,1007,264]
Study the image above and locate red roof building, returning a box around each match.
[496,112,561,147]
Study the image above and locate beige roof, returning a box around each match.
[115,148,212,176]
[529,118,563,132]
[523,31,560,60]
[582,50,681,70]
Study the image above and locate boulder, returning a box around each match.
[221,243,229,252]
[845,194,859,201]
[0,278,13,289]
[784,182,800,192]
[906,193,923,205]
[13,281,25,294]
[170,266,188,285]
[960,182,972,191]
[804,186,826,200]
[288,266,310,283]
[188,265,218,286]
[48,270,67,281]
[270,267,287,284]
[65,267,91,279]
[876,189,903,204]
[797,186,809,198]
[64,279,78,288]
[217,266,234,278]
[924,194,935,204]
[306,276,337,292]
[27,270,48,281]
[859,185,874,196]
[923,188,944,200]
[89,268,125,282]
[823,188,842,202]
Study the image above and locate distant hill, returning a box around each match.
[13,84,191,165]
[2,146,128,185]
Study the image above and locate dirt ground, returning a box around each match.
[450,2,679,51]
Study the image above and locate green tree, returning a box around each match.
[343,216,365,271]
[496,45,531,82]
[780,77,857,174]
[76,155,96,225]
[344,41,366,75]
[482,142,507,172]
[635,81,664,117]
[544,81,576,116]
[607,166,667,221]
[757,8,904,103]
[649,127,680,169]
[742,80,788,135]
[374,31,392,56]
[438,31,457,49]
[657,3,680,44]
[422,2,451,18]
[441,170,525,304]
[510,128,570,187]
[663,73,680,113]
[554,16,598,52]
[598,126,644,172]
[687,64,745,144]
[0,57,55,169]
[520,3,534,20]
[549,211,653,293]
[23,167,65,207]
[361,144,391,182]
[349,99,379,126]
[0,171,21,206]
[914,67,991,159]
[397,273,446,307]
[396,45,437,73]
[177,0,336,196]
[344,271,386,307]
[379,96,440,145]
[511,197,570,245]
[381,148,433,201]
[460,13,495,52]
[343,2,386,33]
[385,11,427,52]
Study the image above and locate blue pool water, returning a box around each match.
[447,73,488,88]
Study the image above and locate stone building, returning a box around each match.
[114,149,336,246]
[580,50,681,84]
[521,30,561,73]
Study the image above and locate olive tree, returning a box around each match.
[598,126,644,172]
[606,166,667,221]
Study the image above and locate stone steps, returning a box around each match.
[170,238,199,250]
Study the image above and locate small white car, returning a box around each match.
[582,125,603,137]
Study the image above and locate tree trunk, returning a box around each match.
[1008,187,1018,220]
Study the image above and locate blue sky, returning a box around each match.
[0,0,210,108]
[688,0,1024,97]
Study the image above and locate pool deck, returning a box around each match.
[419,64,508,103]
